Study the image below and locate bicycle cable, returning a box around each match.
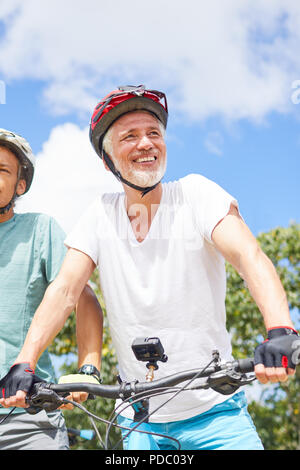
[59,363,215,450]
[105,362,256,449]
[59,396,181,450]
[112,357,216,450]
[0,406,16,424]
[106,385,212,450]
[89,416,105,448]
[105,387,185,450]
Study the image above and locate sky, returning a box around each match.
[0,0,299,238]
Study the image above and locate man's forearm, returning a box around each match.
[76,285,103,371]
[239,247,294,330]
[15,280,78,369]
[212,206,294,331]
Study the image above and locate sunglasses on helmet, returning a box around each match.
[92,85,168,125]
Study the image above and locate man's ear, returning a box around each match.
[16,179,27,196]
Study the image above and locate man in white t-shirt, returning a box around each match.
[0,85,298,450]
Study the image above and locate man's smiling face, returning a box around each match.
[106,110,167,188]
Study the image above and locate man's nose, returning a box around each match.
[136,135,153,150]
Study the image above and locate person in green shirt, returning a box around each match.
[0,129,103,450]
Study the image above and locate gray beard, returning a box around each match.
[113,156,167,188]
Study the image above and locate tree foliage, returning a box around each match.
[225,223,300,450]
[49,223,300,450]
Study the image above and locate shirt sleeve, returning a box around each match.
[64,198,100,266]
[181,174,240,243]
[38,214,67,283]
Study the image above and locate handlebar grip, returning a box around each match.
[235,358,255,373]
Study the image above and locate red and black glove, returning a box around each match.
[0,363,41,399]
[254,327,300,369]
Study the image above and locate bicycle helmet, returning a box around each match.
[89,85,168,196]
[0,129,35,213]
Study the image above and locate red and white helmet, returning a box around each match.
[0,128,35,193]
[89,85,168,158]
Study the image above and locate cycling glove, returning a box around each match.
[0,363,40,399]
[254,327,300,369]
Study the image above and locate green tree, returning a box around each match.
[225,223,300,450]
[49,223,299,450]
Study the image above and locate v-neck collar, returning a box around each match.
[122,185,165,246]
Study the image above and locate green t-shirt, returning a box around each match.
[0,212,67,414]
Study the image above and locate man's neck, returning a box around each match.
[124,183,162,212]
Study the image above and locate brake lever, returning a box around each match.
[205,368,256,395]
[25,382,68,414]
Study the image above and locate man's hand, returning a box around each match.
[0,363,42,409]
[254,327,300,384]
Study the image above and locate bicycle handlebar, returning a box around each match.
[25,355,255,413]
[51,357,254,397]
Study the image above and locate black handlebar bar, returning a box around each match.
[49,357,254,397]
[25,355,256,414]
[234,357,255,373]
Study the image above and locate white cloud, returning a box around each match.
[16,123,122,233]
[0,0,300,122]
[204,132,224,156]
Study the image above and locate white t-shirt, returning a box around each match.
[65,173,239,422]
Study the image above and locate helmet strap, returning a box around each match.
[102,150,160,197]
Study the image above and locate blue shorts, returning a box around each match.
[117,392,264,450]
